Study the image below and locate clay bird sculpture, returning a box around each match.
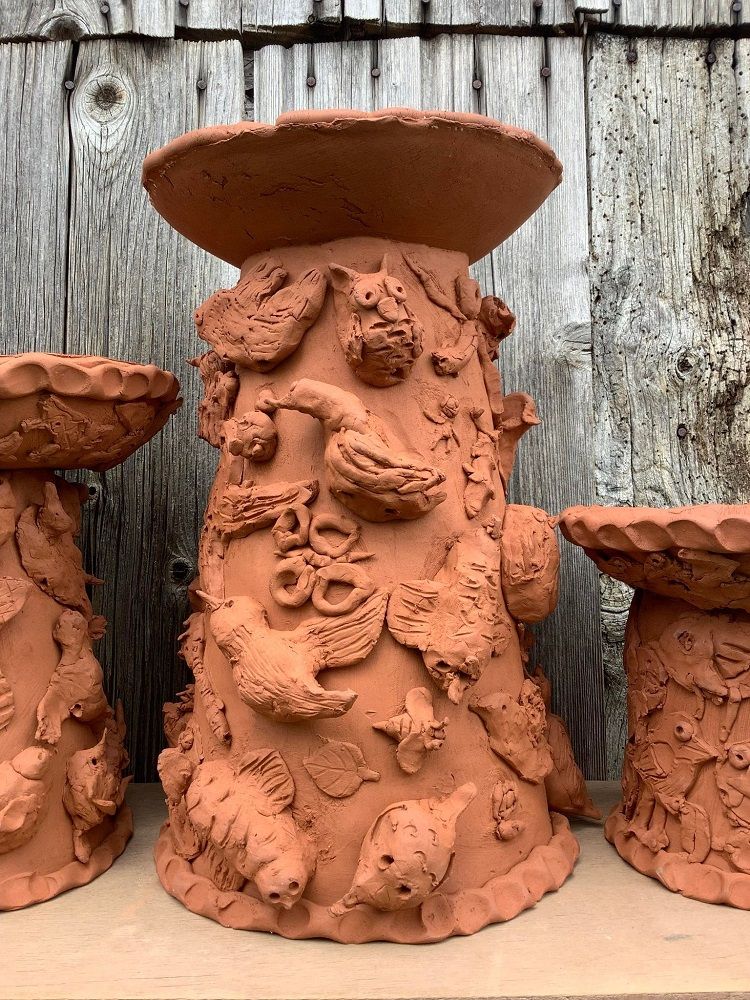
[195,257,327,371]
[199,589,388,721]
[15,480,102,619]
[182,749,317,908]
[0,746,55,854]
[495,393,540,490]
[387,526,510,703]
[36,609,109,745]
[372,686,448,774]
[259,379,446,522]
[716,741,750,829]
[469,680,554,784]
[62,703,131,862]
[329,783,476,915]
[628,711,717,858]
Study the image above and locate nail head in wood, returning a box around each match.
[371,67,380,78]
[179,0,190,6]
[626,50,637,64]
[196,78,207,90]
[533,0,543,7]
[706,51,716,65]
[99,2,109,12]
[64,79,75,90]
[541,66,551,78]
[676,424,688,439]
[472,79,482,90]
[732,1,742,10]
[307,76,316,88]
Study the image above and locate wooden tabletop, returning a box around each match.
[3,782,749,1000]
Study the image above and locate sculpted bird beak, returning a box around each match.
[195,590,222,611]
[681,735,719,764]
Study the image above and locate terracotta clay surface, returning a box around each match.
[147,110,584,942]
[0,353,180,910]
[561,504,750,906]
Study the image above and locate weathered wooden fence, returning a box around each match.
[2,1,748,780]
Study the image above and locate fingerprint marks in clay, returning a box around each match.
[270,506,375,616]
[199,589,388,722]
[158,746,316,908]
[329,783,476,915]
[191,352,239,448]
[303,740,380,798]
[372,687,448,775]
[387,525,511,704]
[469,679,553,785]
[260,379,446,522]
[196,257,327,372]
[0,746,55,854]
[329,256,424,387]
[492,777,525,841]
[0,577,33,732]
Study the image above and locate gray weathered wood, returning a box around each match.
[587,33,750,776]
[175,0,242,32]
[66,38,244,781]
[596,0,746,27]
[0,40,70,353]
[0,0,174,39]
[254,33,605,778]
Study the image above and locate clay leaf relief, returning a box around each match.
[462,407,501,520]
[303,741,380,798]
[330,783,476,914]
[372,687,448,775]
[16,481,102,620]
[259,379,446,522]
[0,577,33,732]
[469,679,553,785]
[499,506,560,624]
[329,256,423,386]
[0,747,54,854]
[492,777,525,841]
[195,258,327,372]
[386,525,510,703]
[179,612,230,746]
[270,506,375,616]
[191,352,239,448]
[63,702,131,863]
[199,589,388,721]
[160,747,316,907]
[35,609,109,745]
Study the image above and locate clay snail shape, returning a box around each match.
[329,783,476,915]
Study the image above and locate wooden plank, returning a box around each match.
[6,782,750,1000]
[0,40,70,354]
[174,0,242,32]
[66,38,244,781]
[0,1,173,39]
[587,33,750,776]
[254,34,604,779]
[598,0,743,28]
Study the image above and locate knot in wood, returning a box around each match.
[83,74,128,124]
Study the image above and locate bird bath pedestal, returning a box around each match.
[0,353,180,910]
[561,504,750,908]
[144,109,590,942]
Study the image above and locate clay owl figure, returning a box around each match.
[329,256,423,387]
[329,783,476,914]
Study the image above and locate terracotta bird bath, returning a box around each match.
[0,352,180,909]
[144,108,590,943]
[561,504,750,908]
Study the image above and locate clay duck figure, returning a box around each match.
[199,589,388,721]
[0,746,55,854]
[716,741,750,829]
[62,704,131,862]
[329,783,476,915]
[259,379,446,522]
[195,258,327,372]
[628,711,718,859]
[183,749,316,908]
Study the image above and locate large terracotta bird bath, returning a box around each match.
[561,504,750,908]
[144,108,591,943]
[0,353,180,909]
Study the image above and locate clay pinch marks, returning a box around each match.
[469,679,554,784]
[0,746,55,854]
[0,576,33,733]
[329,255,424,387]
[195,258,328,372]
[329,783,477,915]
[199,589,388,721]
[259,379,446,522]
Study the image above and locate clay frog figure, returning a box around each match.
[330,783,476,914]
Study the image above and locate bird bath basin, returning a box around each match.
[561,504,750,908]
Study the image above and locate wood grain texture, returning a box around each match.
[175,0,242,32]
[0,40,70,354]
[65,38,244,781]
[596,0,747,28]
[254,33,605,778]
[0,0,174,39]
[6,782,750,999]
[587,33,750,775]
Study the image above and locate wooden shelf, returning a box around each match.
[3,782,749,1000]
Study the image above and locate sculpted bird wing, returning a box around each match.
[386,580,445,651]
[292,590,388,671]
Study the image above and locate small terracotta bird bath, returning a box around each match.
[0,353,180,909]
[143,108,593,943]
[561,503,750,908]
